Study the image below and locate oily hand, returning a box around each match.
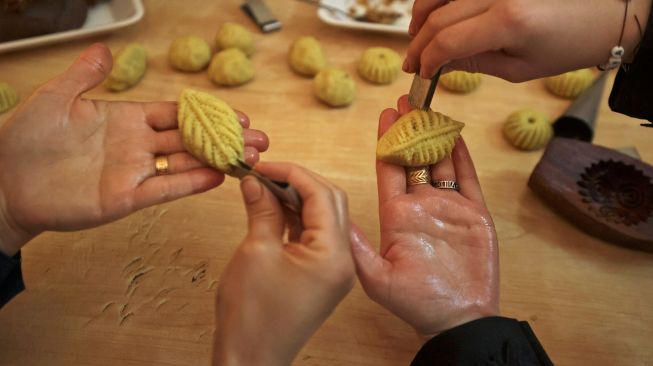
[351,96,499,340]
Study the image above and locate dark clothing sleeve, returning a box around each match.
[609,5,653,126]
[411,317,553,366]
[0,250,24,309]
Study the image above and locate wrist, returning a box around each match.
[212,328,287,366]
[0,191,33,257]
[415,306,500,345]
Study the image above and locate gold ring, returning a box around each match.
[154,156,169,176]
[406,166,430,186]
[432,180,460,191]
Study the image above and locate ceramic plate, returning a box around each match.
[317,0,413,35]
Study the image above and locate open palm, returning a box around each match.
[0,44,268,249]
[351,96,499,338]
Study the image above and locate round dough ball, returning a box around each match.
[503,109,553,151]
[215,22,254,56]
[439,71,482,93]
[358,47,401,84]
[313,68,356,107]
[208,48,254,86]
[0,82,19,114]
[545,69,594,99]
[168,36,211,72]
[104,42,147,92]
[288,36,327,77]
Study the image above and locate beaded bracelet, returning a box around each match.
[598,0,631,71]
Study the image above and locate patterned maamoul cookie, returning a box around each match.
[439,71,482,93]
[104,43,147,92]
[288,36,327,77]
[215,22,254,56]
[313,68,356,107]
[169,36,211,72]
[0,82,19,114]
[208,48,254,87]
[545,69,594,99]
[377,109,465,166]
[503,109,553,151]
[178,89,244,173]
[358,47,401,84]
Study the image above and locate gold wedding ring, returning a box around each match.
[406,166,431,186]
[432,180,460,191]
[154,156,169,176]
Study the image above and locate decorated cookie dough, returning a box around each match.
[358,47,401,84]
[208,48,254,86]
[439,71,482,93]
[313,68,356,107]
[104,42,147,92]
[288,36,327,77]
[377,109,465,166]
[215,22,254,56]
[503,108,553,151]
[0,82,19,114]
[545,69,594,99]
[178,89,244,173]
[168,36,211,72]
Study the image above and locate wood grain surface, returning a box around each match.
[1,1,652,365]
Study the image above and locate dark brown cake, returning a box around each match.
[0,0,89,42]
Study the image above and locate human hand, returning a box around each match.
[351,96,499,340]
[405,0,652,81]
[0,43,269,256]
[213,163,354,366]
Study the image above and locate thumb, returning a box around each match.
[52,43,113,97]
[350,224,389,292]
[240,176,285,242]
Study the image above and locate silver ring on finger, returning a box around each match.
[432,180,459,191]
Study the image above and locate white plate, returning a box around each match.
[317,0,412,35]
[0,0,144,54]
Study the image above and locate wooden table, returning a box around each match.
[1,1,652,365]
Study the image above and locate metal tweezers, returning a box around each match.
[229,160,303,215]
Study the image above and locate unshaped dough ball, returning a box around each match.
[439,71,482,93]
[503,109,553,151]
[208,48,254,86]
[288,36,327,77]
[0,82,19,114]
[168,36,211,72]
[376,109,465,167]
[545,69,594,99]
[313,68,356,107]
[358,47,401,84]
[178,88,244,173]
[215,22,254,56]
[104,42,147,92]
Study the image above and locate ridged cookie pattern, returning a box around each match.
[358,47,401,84]
[545,69,594,99]
[439,71,482,93]
[178,89,244,173]
[503,109,553,150]
[377,109,465,166]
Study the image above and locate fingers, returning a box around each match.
[157,152,205,174]
[377,108,406,205]
[397,95,414,115]
[133,168,224,210]
[243,147,260,166]
[143,102,178,131]
[451,137,485,203]
[430,156,456,187]
[447,51,533,83]
[406,1,490,75]
[240,176,286,242]
[52,43,113,97]
[410,0,448,36]
[235,110,250,128]
[243,129,270,153]
[349,224,389,294]
[419,11,511,78]
[254,162,348,243]
[154,130,184,154]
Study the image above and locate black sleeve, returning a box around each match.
[0,250,25,308]
[411,317,553,366]
[608,5,653,126]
